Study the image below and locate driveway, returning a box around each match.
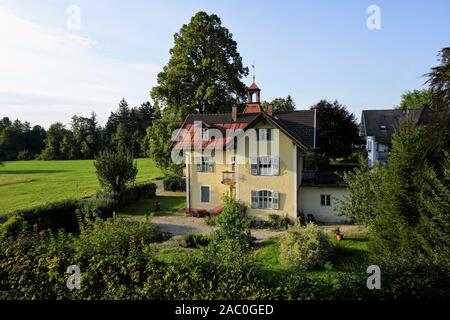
[150,213,284,242]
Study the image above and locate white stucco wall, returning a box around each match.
[300,186,349,224]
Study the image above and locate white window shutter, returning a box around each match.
[251,190,258,208]
[195,157,202,172]
[250,156,259,175]
[272,192,279,209]
[272,156,280,175]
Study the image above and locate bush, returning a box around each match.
[2,199,81,232]
[204,215,218,226]
[279,223,331,270]
[17,150,35,160]
[121,182,157,205]
[163,176,186,192]
[0,214,25,240]
[267,214,291,229]
[179,233,210,248]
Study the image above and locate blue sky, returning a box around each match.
[0,0,449,127]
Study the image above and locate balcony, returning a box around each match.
[221,171,235,186]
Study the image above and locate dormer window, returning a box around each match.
[201,128,209,141]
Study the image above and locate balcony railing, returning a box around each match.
[222,171,235,186]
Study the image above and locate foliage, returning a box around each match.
[398,88,437,110]
[267,214,292,229]
[207,193,252,253]
[94,149,138,200]
[179,233,210,248]
[368,121,450,266]
[151,11,248,115]
[337,156,379,224]
[261,95,296,112]
[279,223,332,270]
[120,182,157,205]
[145,109,184,175]
[0,214,25,240]
[425,47,450,108]
[310,100,360,159]
[40,122,73,160]
[163,175,186,191]
[0,117,45,161]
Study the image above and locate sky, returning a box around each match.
[0,0,449,128]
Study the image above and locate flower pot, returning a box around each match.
[336,234,343,241]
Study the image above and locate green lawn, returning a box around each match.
[254,234,369,280]
[120,196,186,218]
[0,159,163,214]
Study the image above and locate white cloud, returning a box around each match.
[0,6,161,128]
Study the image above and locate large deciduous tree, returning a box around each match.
[261,95,296,112]
[151,11,248,115]
[425,47,450,108]
[398,89,436,110]
[310,100,359,159]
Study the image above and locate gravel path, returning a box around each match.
[150,213,284,242]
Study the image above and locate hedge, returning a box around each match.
[163,176,186,192]
[0,182,157,232]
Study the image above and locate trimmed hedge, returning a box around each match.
[0,182,157,232]
[121,182,157,205]
[163,176,186,192]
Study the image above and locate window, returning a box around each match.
[250,156,279,175]
[195,156,214,172]
[258,128,272,141]
[251,190,279,209]
[200,186,210,203]
[259,156,272,175]
[321,194,331,206]
[201,128,209,141]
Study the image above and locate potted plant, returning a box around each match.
[333,227,344,241]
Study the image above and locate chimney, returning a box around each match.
[267,104,273,117]
[232,104,237,122]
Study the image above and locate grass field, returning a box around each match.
[0,159,163,214]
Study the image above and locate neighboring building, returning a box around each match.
[360,107,438,168]
[171,83,348,224]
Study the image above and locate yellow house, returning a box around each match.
[171,83,349,224]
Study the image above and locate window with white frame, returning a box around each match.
[200,186,210,203]
[258,128,272,141]
[250,156,279,175]
[251,190,279,209]
[321,194,331,206]
[195,156,214,172]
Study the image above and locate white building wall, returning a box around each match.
[300,187,349,224]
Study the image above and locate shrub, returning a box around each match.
[204,215,218,226]
[267,214,291,229]
[279,223,331,270]
[213,194,251,248]
[0,214,25,240]
[121,182,157,205]
[79,197,117,220]
[3,199,81,232]
[17,150,35,160]
[179,233,210,248]
[163,176,186,192]
[94,149,138,199]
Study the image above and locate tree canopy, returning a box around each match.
[151,11,248,115]
[261,95,296,112]
[310,100,359,159]
[425,47,450,108]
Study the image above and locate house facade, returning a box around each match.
[171,83,348,224]
[360,107,438,168]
